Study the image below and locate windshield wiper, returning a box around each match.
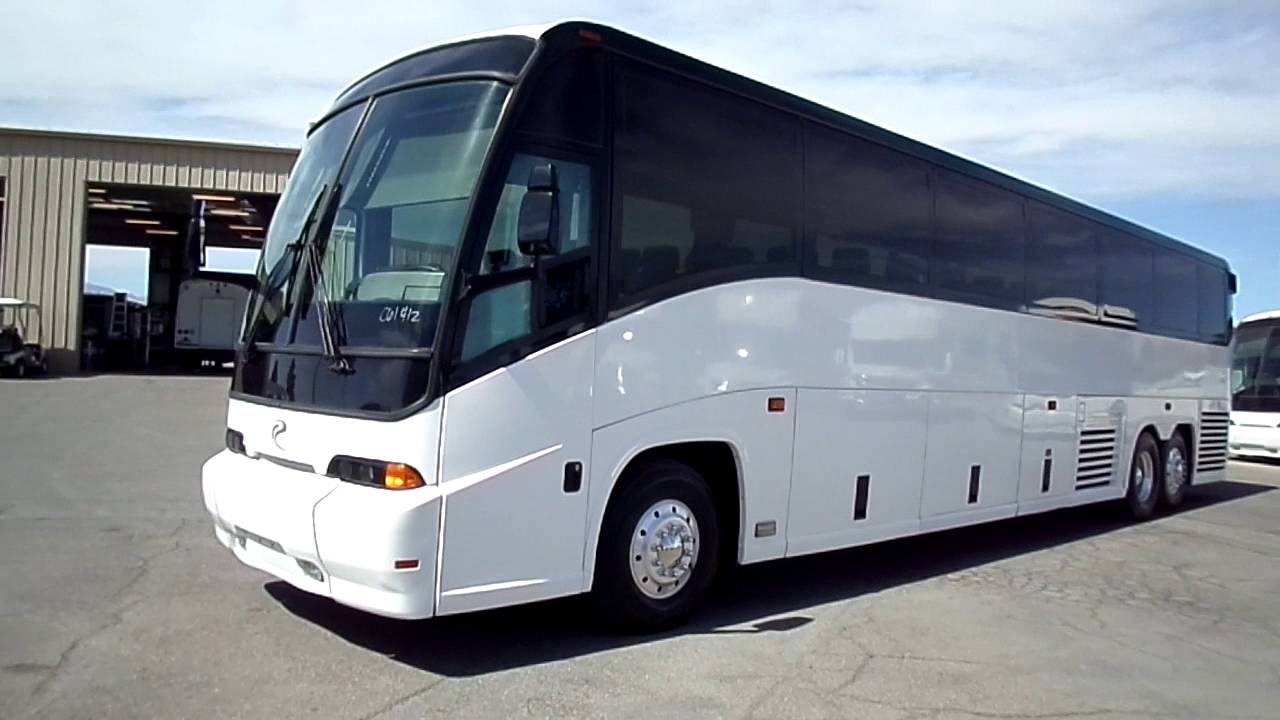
[299,181,352,374]
[303,233,352,374]
[241,185,330,356]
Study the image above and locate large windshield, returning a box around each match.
[233,80,509,414]
[1233,321,1280,412]
[244,80,509,352]
[241,103,363,347]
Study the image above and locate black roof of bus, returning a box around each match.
[339,21,1231,272]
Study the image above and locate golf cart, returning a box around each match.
[0,297,47,377]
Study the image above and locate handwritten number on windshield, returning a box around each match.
[379,306,421,323]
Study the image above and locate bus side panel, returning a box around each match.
[1126,397,1198,444]
[1016,394,1080,515]
[919,392,1024,529]
[785,388,926,557]
[435,331,596,616]
[583,388,796,590]
[1054,396,1129,508]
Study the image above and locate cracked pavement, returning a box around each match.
[2,375,1279,719]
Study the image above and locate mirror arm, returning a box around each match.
[461,266,537,298]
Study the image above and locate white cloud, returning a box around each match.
[2,1,1278,201]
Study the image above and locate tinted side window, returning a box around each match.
[1153,251,1198,334]
[803,124,931,292]
[515,49,604,146]
[1197,263,1229,344]
[1026,202,1098,313]
[934,171,1025,306]
[1099,232,1152,327]
[613,62,801,299]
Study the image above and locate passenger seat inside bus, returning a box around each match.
[766,245,794,264]
[886,251,926,285]
[686,241,752,274]
[620,245,681,294]
[831,247,871,275]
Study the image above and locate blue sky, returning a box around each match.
[3,1,1277,317]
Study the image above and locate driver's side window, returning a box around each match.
[477,154,593,275]
[460,154,594,362]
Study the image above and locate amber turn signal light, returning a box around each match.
[384,463,425,490]
[328,456,428,490]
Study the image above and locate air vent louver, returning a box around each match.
[1076,427,1117,489]
[1197,411,1229,472]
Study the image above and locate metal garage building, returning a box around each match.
[0,127,298,372]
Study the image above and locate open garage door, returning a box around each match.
[81,185,278,372]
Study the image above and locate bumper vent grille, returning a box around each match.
[1198,411,1229,472]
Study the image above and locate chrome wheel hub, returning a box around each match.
[1134,450,1155,502]
[1165,446,1187,497]
[630,499,699,599]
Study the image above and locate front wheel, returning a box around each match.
[1160,433,1190,509]
[593,460,720,631]
[1126,432,1161,520]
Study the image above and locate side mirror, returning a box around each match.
[517,163,559,257]
[1231,368,1245,393]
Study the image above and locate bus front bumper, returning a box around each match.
[1228,426,1280,460]
[201,450,441,619]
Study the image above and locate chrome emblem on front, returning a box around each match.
[270,420,287,450]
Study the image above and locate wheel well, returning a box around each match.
[1173,422,1195,474]
[610,441,742,570]
[1135,425,1160,463]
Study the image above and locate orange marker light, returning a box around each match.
[394,559,420,570]
[767,397,786,413]
[384,463,425,490]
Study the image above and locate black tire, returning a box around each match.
[1126,432,1161,520]
[1160,433,1190,509]
[14,361,26,379]
[593,459,720,631]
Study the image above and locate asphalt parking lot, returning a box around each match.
[2,375,1278,720]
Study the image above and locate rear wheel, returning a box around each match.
[593,460,719,631]
[1126,432,1161,520]
[1160,433,1190,509]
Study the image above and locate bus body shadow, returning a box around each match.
[264,479,1271,677]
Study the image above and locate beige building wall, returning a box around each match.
[0,127,298,372]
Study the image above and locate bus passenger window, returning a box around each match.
[934,170,1026,308]
[1153,252,1198,334]
[1026,203,1098,315]
[1100,233,1152,326]
[613,60,800,299]
[803,123,932,294]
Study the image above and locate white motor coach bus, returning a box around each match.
[203,22,1236,629]
[1230,311,1280,460]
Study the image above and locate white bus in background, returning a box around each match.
[174,278,251,366]
[1230,311,1280,460]
[201,22,1236,630]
